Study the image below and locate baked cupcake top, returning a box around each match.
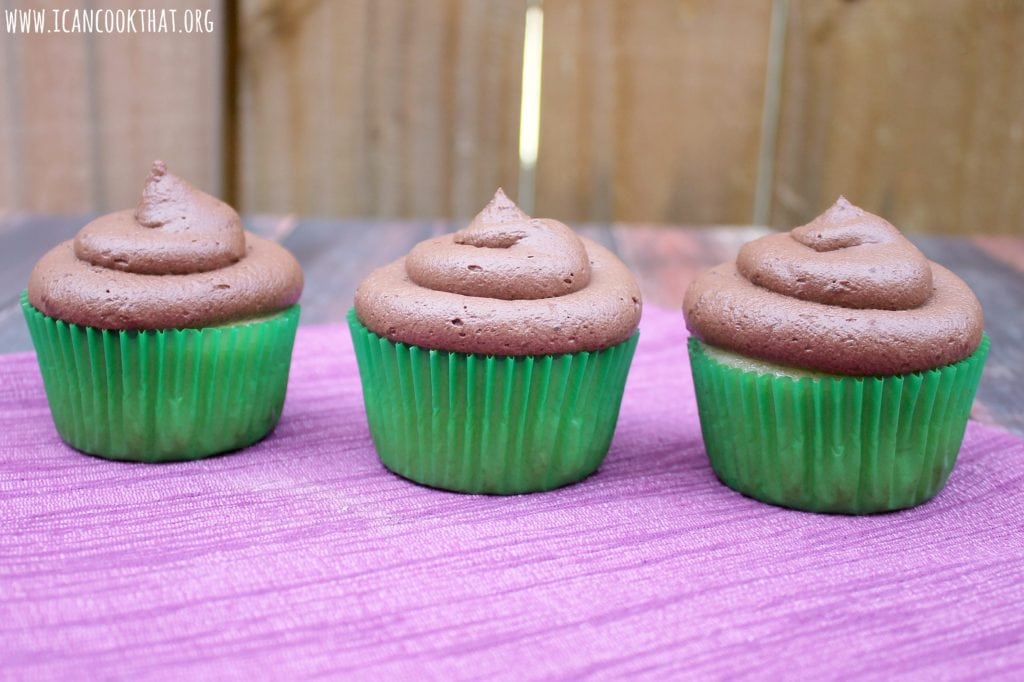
[683,197,983,375]
[355,189,642,355]
[28,161,303,330]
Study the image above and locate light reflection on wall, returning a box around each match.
[517,1,544,214]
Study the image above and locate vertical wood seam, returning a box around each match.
[3,0,25,211]
[221,0,240,207]
[752,0,789,226]
[84,16,104,211]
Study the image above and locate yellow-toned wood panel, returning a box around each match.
[3,0,93,213]
[536,0,774,224]
[1,0,223,214]
[91,1,224,207]
[772,0,1024,234]
[0,11,15,216]
[238,0,527,220]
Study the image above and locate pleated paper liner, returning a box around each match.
[348,309,639,495]
[688,334,990,514]
[22,292,300,462]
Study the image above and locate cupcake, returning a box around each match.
[23,161,304,462]
[350,189,642,494]
[683,198,987,514]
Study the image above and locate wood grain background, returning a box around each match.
[2,0,1023,233]
[0,0,223,215]
[772,0,1024,234]
[237,0,526,219]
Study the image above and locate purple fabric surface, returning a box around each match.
[2,305,1023,680]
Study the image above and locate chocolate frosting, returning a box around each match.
[28,162,303,330]
[355,189,641,355]
[684,198,983,375]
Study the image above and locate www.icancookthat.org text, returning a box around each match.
[4,8,214,34]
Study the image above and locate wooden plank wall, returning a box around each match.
[773,0,1024,234]
[535,0,773,226]
[0,0,223,216]
[2,0,1023,233]
[237,0,526,220]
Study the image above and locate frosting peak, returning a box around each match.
[407,190,591,300]
[684,198,983,375]
[737,197,932,310]
[463,187,529,230]
[355,189,641,355]
[453,189,530,248]
[135,160,197,229]
[792,196,899,251]
[75,161,246,275]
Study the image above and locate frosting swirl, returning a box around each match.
[74,161,247,275]
[405,190,591,300]
[355,189,641,355]
[28,161,303,330]
[684,198,983,375]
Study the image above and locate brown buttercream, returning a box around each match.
[28,161,303,330]
[355,189,641,355]
[684,198,983,375]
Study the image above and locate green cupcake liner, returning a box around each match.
[22,292,300,462]
[348,309,639,494]
[688,334,990,514]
